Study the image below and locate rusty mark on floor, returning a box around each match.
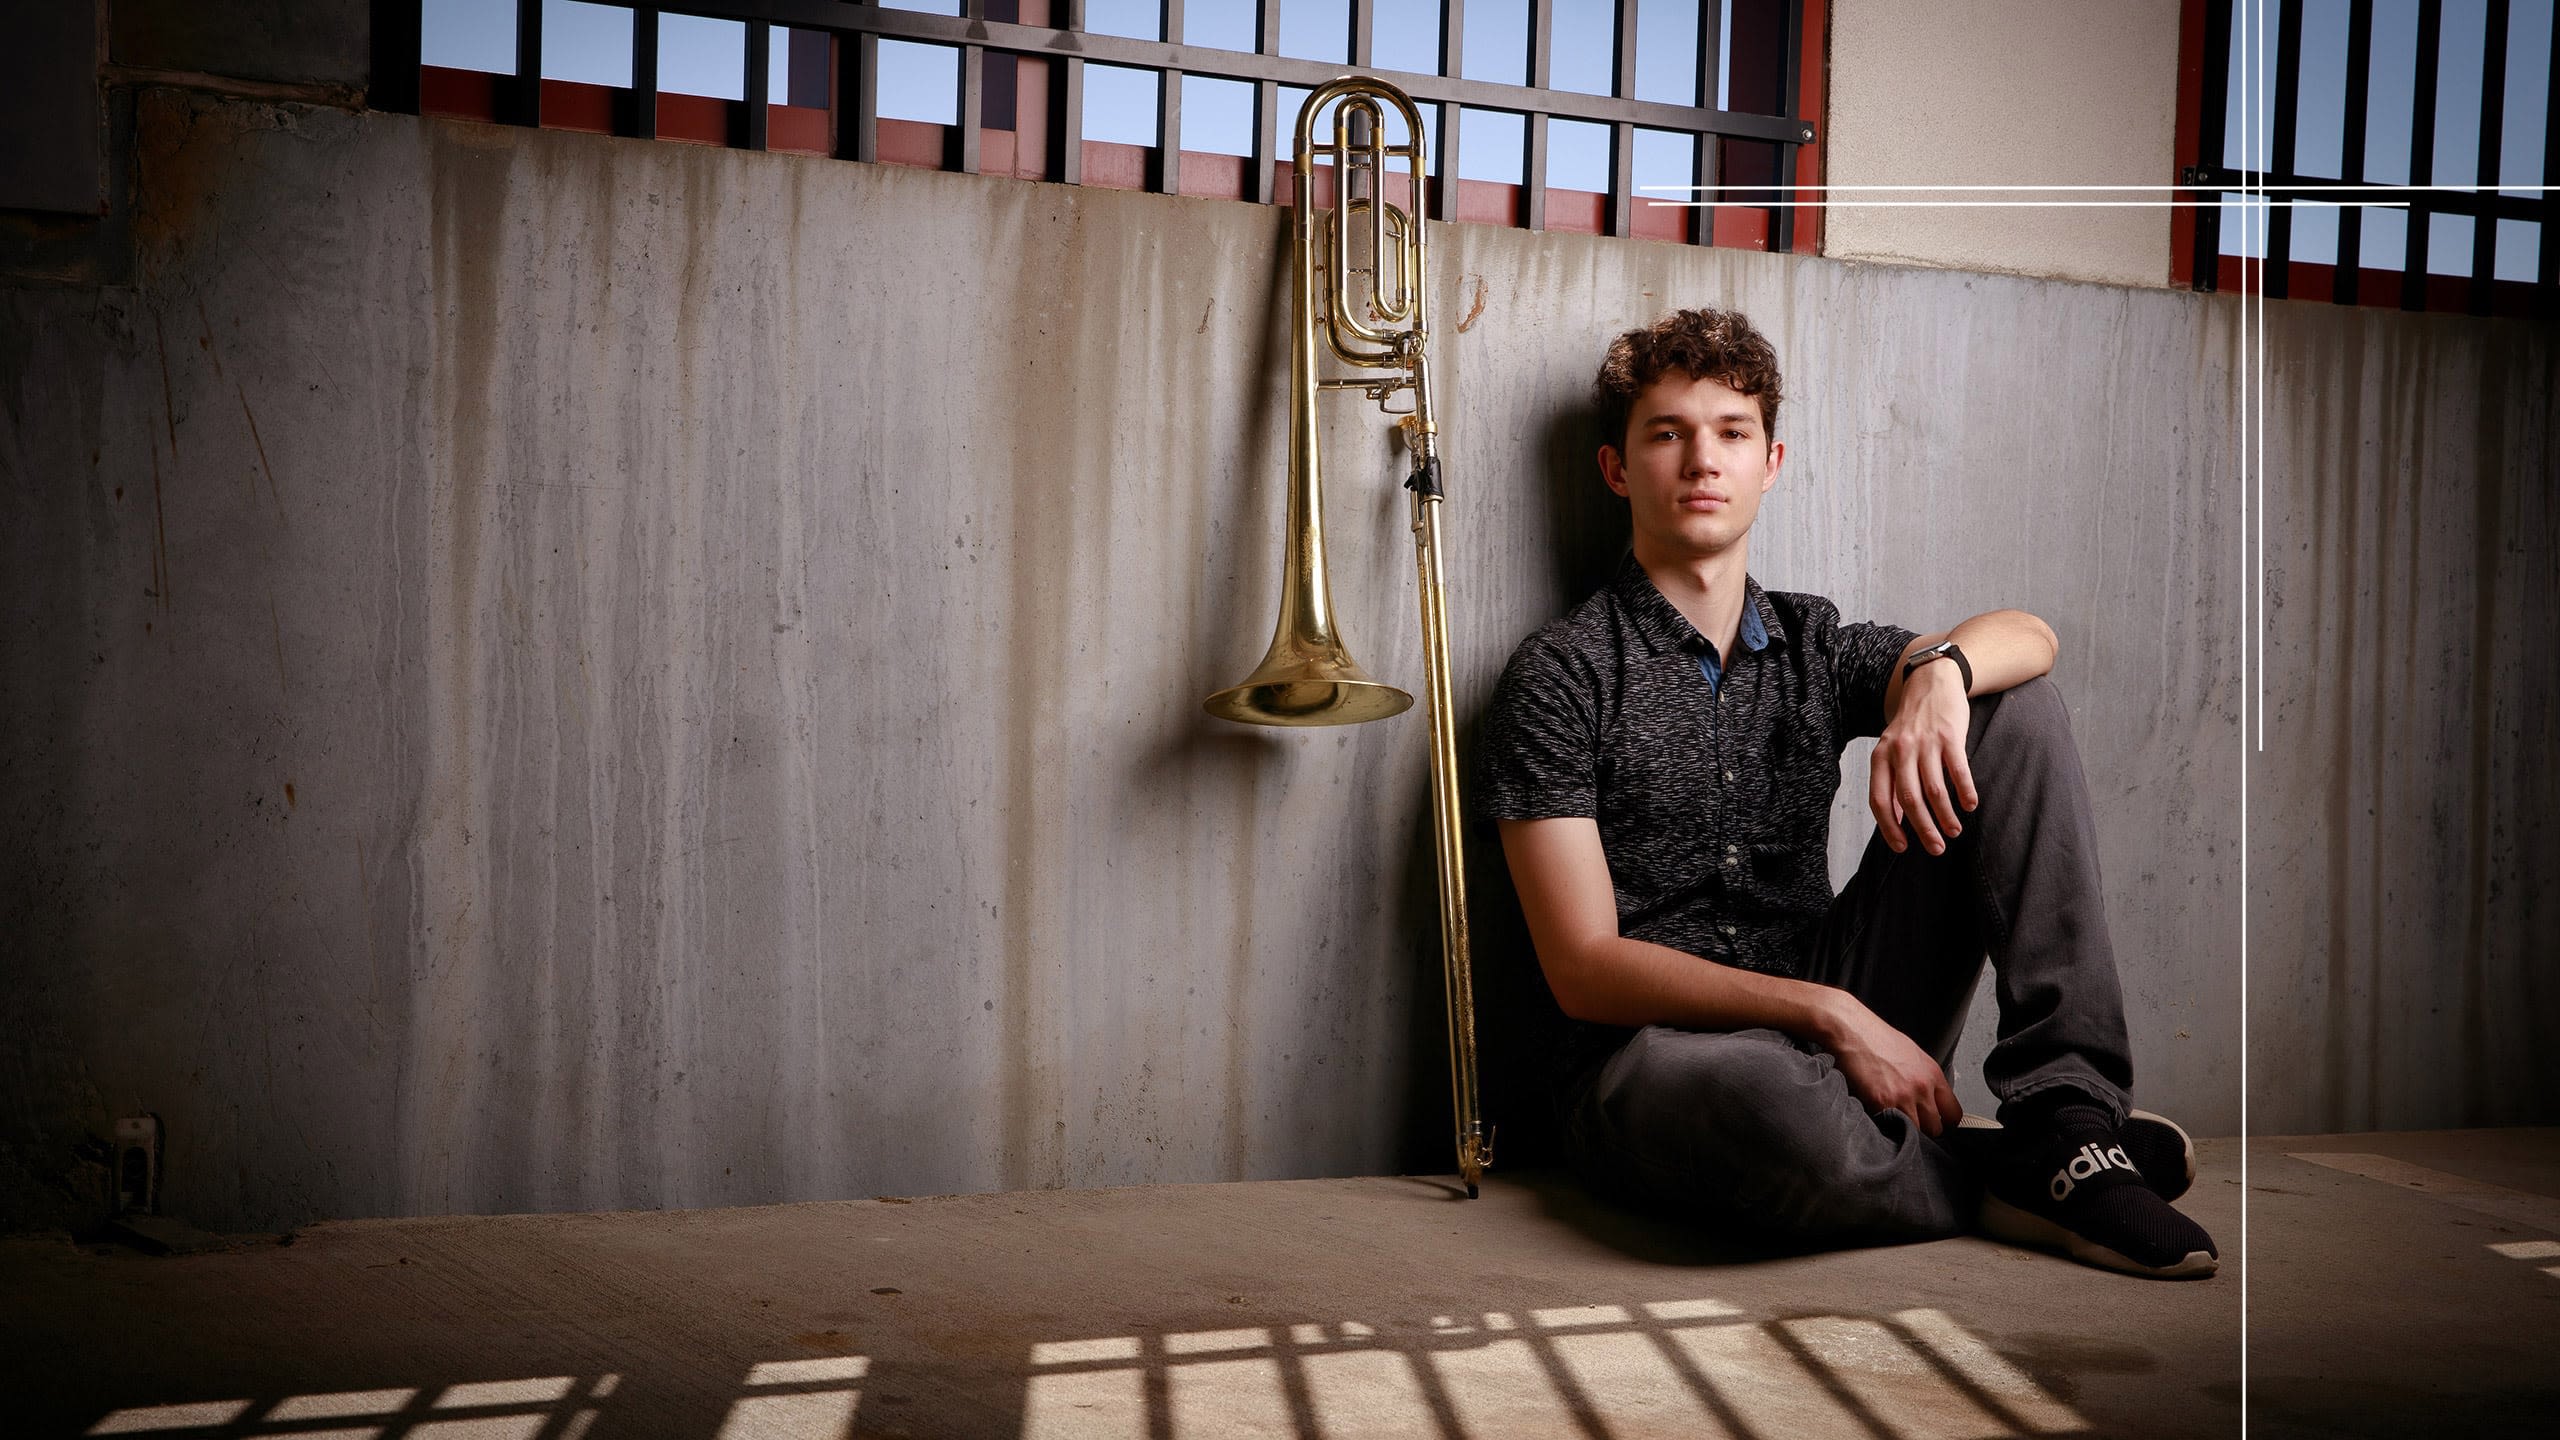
[269,592,289,695]
[1198,298,1214,335]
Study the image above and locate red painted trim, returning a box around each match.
[1545,188,1607,235]
[420,65,499,120]
[1631,195,1687,244]
[2171,0,2208,287]
[875,117,945,170]
[422,67,824,155]
[541,80,615,135]
[1176,151,1247,200]
[1451,179,1524,229]
[2212,255,2541,317]
[1081,139,1148,192]
[770,106,828,155]
[656,92,731,147]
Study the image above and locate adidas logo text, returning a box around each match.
[2047,1143,2137,1201]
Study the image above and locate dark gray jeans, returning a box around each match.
[1561,675,2136,1243]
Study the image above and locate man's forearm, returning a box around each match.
[1551,932,1848,1043]
[1884,609,2056,714]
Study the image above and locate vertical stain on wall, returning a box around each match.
[406,127,512,1212]
[1223,761,1259,1181]
[150,315,178,608]
[2318,316,2361,1131]
[2460,338,2508,1118]
[238,384,285,524]
[268,593,288,696]
[2362,336,2411,1131]
[999,190,1087,1193]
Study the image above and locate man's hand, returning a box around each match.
[1869,658,1976,856]
[1818,992,1963,1136]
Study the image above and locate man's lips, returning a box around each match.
[1678,492,1730,510]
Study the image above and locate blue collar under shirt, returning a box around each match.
[1699,599,1769,694]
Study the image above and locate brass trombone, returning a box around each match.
[1204,77,1492,1198]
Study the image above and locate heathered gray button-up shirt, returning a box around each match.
[1476,553,1917,986]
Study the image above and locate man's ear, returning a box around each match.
[1598,444,1629,497]
[1761,439,1784,493]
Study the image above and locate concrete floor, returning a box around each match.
[6,1132,2555,1439]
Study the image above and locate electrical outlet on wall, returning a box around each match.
[113,1114,161,1215]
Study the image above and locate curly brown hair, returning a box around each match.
[1592,307,1784,451]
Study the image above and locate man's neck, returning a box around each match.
[1635,539,1751,661]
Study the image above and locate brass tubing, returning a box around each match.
[1207,75,1490,1195]
[1412,489,1490,1195]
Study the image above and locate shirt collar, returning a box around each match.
[1610,552,1789,658]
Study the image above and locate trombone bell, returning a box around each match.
[1204,656,1413,727]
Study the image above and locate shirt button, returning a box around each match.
[1726,843,1738,854]
[1722,924,1736,935]
[1724,856,1738,867]
[1723,769,1734,782]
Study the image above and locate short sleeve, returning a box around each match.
[1473,635,1601,820]
[1831,618,1920,739]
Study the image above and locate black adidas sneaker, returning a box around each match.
[1952,1108,2196,1203]
[2119,1110,2196,1203]
[1978,1111,2218,1280]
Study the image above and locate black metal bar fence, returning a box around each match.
[2187,0,2552,314]
[2404,0,2442,308]
[2334,0,2370,305]
[373,0,1822,249]
[2266,0,2303,299]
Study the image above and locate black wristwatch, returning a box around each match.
[1902,640,1972,693]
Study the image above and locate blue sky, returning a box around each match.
[424,0,2549,278]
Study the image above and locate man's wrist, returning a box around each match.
[1794,984,1858,1050]
[1893,651,1966,719]
[1902,639,1973,694]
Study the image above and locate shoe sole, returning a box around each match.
[1979,1192,2219,1280]
[2124,1109,2197,1204]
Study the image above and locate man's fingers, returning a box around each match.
[1920,744,1963,839]
[1949,742,1980,813]
[1869,748,1905,851]
[1896,752,1945,854]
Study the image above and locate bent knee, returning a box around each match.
[1970,672,2073,752]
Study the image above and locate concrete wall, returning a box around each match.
[1824,0,2185,287]
[2,90,2551,1233]
[110,0,369,90]
[2251,307,2560,1133]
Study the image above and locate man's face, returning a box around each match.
[1599,370,1783,563]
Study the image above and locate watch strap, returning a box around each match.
[1904,640,1972,693]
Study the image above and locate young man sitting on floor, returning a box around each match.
[1476,307,2217,1279]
